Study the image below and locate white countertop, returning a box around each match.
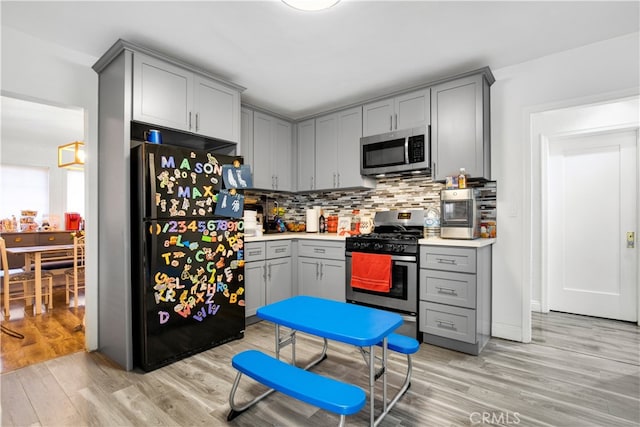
[245,232,346,242]
[418,237,496,247]
[245,232,496,248]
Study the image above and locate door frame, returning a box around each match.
[526,92,640,335]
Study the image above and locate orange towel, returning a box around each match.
[350,252,392,293]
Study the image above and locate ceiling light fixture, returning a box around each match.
[282,0,340,12]
[58,141,85,170]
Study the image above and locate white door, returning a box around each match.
[547,128,638,321]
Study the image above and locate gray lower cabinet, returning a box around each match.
[244,242,266,317]
[419,245,491,355]
[297,240,345,302]
[244,240,292,318]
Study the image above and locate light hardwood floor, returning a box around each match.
[1,311,638,426]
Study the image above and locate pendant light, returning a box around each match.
[282,0,340,11]
[58,141,85,170]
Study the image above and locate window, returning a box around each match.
[66,170,85,217]
[0,164,49,227]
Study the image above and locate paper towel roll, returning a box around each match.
[306,209,318,233]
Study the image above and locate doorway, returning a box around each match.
[0,95,87,372]
[534,96,639,323]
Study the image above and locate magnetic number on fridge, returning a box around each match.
[149,224,162,235]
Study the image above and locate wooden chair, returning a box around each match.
[64,234,85,308]
[0,237,54,318]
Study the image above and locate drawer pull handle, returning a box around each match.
[275,248,287,253]
[48,237,55,241]
[436,258,457,265]
[436,287,457,295]
[248,250,262,256]
[436,319,456,330]
[15,237,22,242]
[313,248,325,253]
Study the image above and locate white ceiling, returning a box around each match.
[1,1,639,120]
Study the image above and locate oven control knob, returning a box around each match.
[374,242,384,251]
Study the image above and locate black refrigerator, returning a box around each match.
[131,142,246,372]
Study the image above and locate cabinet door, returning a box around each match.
[315,113,338,190]
[193,75,240,142]
[318,260,345,302]
[362,97,394,136]
[266,257,292,304]
[297,119,316,191]
[274,119,292,191]
[133,53,192,132]
[431,74,485,180]
[241,108,254,176]
[252,112,274,189]
[395,89,430,131]
[245,260,266,317]
[336,106,370,189]
[297,257,320,298]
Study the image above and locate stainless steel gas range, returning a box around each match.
[345,209,424,339]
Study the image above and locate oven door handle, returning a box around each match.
[345,252,416,263]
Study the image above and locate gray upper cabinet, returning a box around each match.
[431,71,493,181]
[362,88,430,136]
[253,111,292,191]
[240,107,254,171]
[296,119,316,191]
[193,75,241,142]
[133,52,241,142]
[314,106,374,191]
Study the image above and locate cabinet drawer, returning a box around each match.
[39,232,73,245]
[420,269,476,309]
[266,240,291,259]
[420,246,476,273]
[419,301,476,344]
[298,240,345,260]
[245,242,266,262]
[1,233,38,247]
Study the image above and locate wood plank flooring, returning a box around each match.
[1,311,638,426]
[1,286,85,373]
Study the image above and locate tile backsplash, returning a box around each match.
[246,175,444,223]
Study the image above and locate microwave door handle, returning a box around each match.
[404,137,409,164]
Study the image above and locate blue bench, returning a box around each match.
[377,332,420,355]
[228,349,366,425]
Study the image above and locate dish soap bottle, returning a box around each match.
[458,168,467,189]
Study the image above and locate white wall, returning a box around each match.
[491,32,640,342]
[1,27,100,350]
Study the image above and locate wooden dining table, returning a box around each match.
[5,244,74,314]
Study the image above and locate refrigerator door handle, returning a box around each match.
[148,152,157,219]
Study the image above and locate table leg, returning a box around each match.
[382,337,388,412]
[369,344,375,427]
[34,252,42,315]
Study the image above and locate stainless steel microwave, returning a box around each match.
[360,126,430,176]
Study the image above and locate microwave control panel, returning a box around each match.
[408,135,425,163]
